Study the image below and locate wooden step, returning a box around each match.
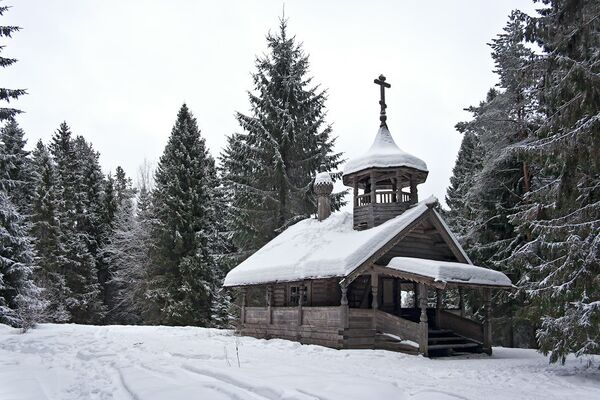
[428,329,454,335]
[428,336,468,343]
[376,341,419,355]
[428,342,480,350]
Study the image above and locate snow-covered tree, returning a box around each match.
[446,12,541,347]
[49,123,104,323]
[145,104,219,326]
[30,140,70,322]
[445,128,483,242]
[0,120,32,214]
[101,166,143,324]
[220,18,344,258]
[507,0,600,363]
[0,187,43,329]
[0,3,26,121]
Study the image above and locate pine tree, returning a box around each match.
[220,18,344,258]
[145,104,218,326]
[30,140,70,322]
[508,0,600,363]
[0,3,26,121]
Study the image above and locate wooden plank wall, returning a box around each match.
[241,306,344,348]
[376,218,457,265]
[269,278,340,307]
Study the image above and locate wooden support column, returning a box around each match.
[413,282,418,308]
[240,287,247,325]
[458,288,465,318]
[340,284,349,329]
[297,282,304,327]
[409,175,418,204]
[353,178,358,207]
[483,288,492,355]
[370,171,377,204]
[396,171,402,203]
[418,283,429,356]
[371,270,379,330]
[266,285,273,325]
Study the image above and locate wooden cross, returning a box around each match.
[374,74,391,127]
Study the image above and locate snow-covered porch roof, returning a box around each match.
[373,257,514,289]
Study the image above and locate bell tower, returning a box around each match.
[342,75,428,230]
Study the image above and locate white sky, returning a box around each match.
[3,0,538,208]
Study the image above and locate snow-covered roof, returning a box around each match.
[224,196,438,287]
[343,125,428,176]
[385,257,513,288]
[314,171,333,186]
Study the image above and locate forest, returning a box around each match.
[0,0,597,367]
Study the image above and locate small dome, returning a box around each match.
[314,171,333,186]
[342,126,428,176]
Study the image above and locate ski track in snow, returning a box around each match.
[0,324,599,400]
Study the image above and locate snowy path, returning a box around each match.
[1,324,599,400]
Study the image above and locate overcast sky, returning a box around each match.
[3,0,538,208]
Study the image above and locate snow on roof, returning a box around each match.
[342,125,428,176]
[385,257,513,288]
[314,171,333,186]
[224,196,438,287]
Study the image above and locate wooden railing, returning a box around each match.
[438,310,484,343]
[375,310,421,344]
[244,306,342,328]
[355,190,411,207]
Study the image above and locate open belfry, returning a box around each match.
[224,76,514,356]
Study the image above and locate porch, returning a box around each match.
[239,263,498,356]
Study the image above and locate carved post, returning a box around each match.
[297,282,304,327]
[458,288,465,318]
[413,282,418,307]
[409,175,418,204]
[371,270,379,329]
[435,289,443,328]
[340,284,349,329]
[418,283,428,356]
[266,285,273,325]
[483,288,492,355]
[396,171,402,203]
[240,287,247,325]
[370,171,377,204]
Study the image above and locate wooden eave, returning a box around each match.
[372,264,515,290]
[342,166,429,187]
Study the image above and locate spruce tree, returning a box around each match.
[0,190,43,329]
[0,120,32,214]
[446,12,541,347]
[102,167,139,323]
[445,130,483,242]
[220,18,343,258]
[30,140,70,322]
[0,3,26,121]
[49,123,104,323]
[145,104,218,326]
[508,0,600,363]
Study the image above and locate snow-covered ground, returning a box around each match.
[1,324,599,400]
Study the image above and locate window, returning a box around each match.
[289,285,308,305]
